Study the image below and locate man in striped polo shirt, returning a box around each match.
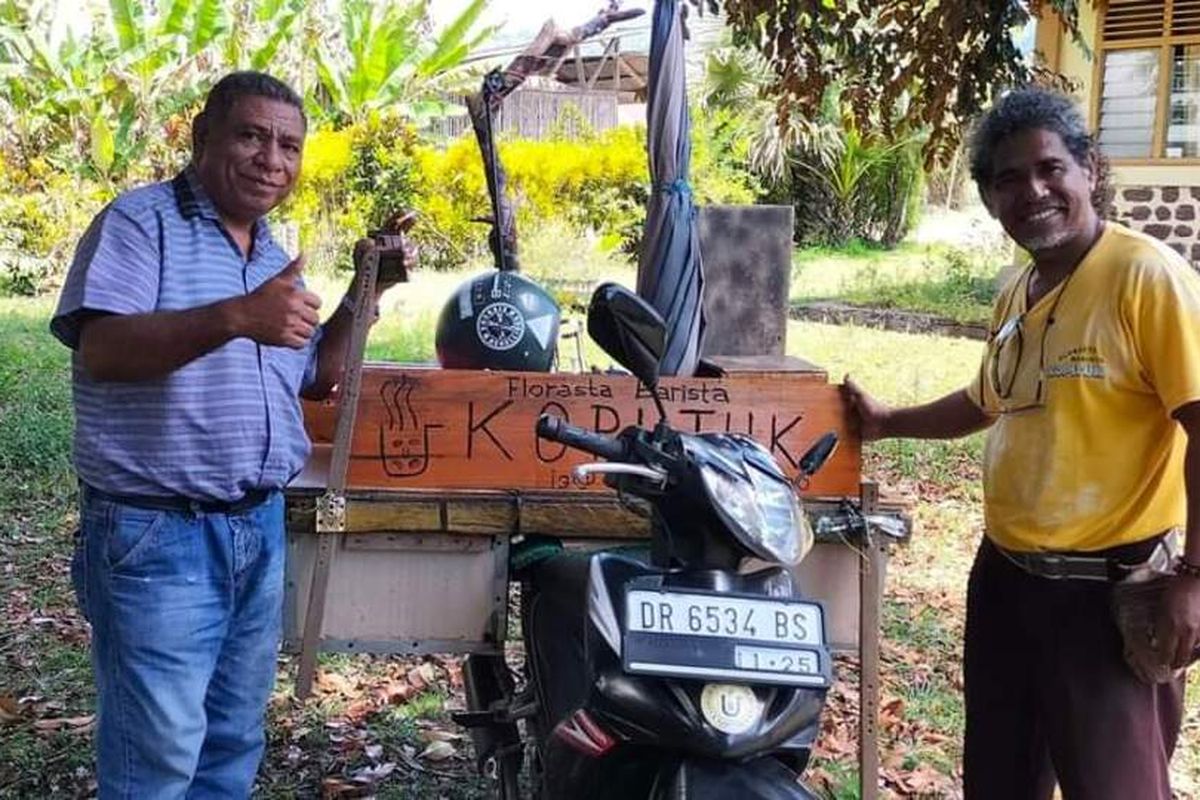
[50,72,406,798]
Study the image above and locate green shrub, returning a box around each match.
[689,105,761,208]
[780,126,925,248]
[0,166,107,297]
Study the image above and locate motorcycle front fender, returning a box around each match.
[647,756,820,800]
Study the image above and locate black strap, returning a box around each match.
[84,484,270,515]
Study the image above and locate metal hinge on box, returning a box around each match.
[316,489,347,533]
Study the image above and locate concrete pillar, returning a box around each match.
[698,204,794,357]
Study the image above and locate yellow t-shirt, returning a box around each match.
[966,223,1200,552]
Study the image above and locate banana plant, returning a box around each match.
[313,0,494,125]
[103,0,227,131]
[0,0,230,182]
[0,3,109,171]
[222,0,307,73]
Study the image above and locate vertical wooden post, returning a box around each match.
[859,480,882,800]
[295,250,380,699]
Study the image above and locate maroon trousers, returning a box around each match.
[963,539,1186,799]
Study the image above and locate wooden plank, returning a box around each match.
[347,501,442,532]
[520,499,647,537]
[285,491,908,543]
[446,499,517,533]
[300,366,861,497]
[287,500,317,533]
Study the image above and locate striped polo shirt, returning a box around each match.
[51,167,320,503]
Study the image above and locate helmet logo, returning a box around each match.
[476,302,525,351]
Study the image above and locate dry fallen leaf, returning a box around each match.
[343,699,374,723]
[351,761,396,782]
[0,695,23,724]
[316,671,355,696]
[417,727,462,744]
[376,680,413,705]
[407,663,437,692]
[419,740,457,762]
[320,777,367,798]
[32,715,94,733]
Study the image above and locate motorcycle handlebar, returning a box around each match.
[535,415,627,461]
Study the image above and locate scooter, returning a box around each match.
[455,283,840,799]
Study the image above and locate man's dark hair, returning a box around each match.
[201,71,306,129]
[969,86,1113,216]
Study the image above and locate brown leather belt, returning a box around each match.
[991,534,1173,582]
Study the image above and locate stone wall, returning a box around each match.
[1113,186,1200,264]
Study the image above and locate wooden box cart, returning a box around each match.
[283,248,902,798]
[285,358,898,799]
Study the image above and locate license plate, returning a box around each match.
[627,591,823,646]
[623,589,829,687]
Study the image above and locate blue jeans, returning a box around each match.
[71,486,286,799]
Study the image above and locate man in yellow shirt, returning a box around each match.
[845,87,1200,799]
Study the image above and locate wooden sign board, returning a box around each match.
[300,365,860,497]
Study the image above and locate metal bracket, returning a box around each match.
[315,490,347,533]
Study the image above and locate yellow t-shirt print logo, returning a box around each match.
[1045,346,1108,380]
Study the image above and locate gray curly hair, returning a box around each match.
[969,87,1112,216]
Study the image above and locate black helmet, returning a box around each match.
[435,270,560,371]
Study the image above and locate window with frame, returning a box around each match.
[1097,0,1200,159]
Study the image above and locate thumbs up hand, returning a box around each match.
[235,255,323,348]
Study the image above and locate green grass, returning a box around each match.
[0,298,74,535]
[793,241,1008,324]
[787,319,987,484]
[0,299,91,798]
[809,757,861,800]
[882,601,964,771]
[792,240,940,298]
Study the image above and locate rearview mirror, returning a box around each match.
[587,283,666,389]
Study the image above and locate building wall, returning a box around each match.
[1113,166,1200,264]
[1040,4,1200,264]
[1063,2,1100,108]
[1113,185,1200,262]
[1034,2,1098,103]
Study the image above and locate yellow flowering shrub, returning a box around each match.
[408,116,761,271]
[1,102,763,292]
[0,169,105,295]
[279,114,420,270]
[302,129,355,185]
[411,125,652,270]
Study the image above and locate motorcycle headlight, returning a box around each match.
[700,462,811,566]
[746,464,812,566]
